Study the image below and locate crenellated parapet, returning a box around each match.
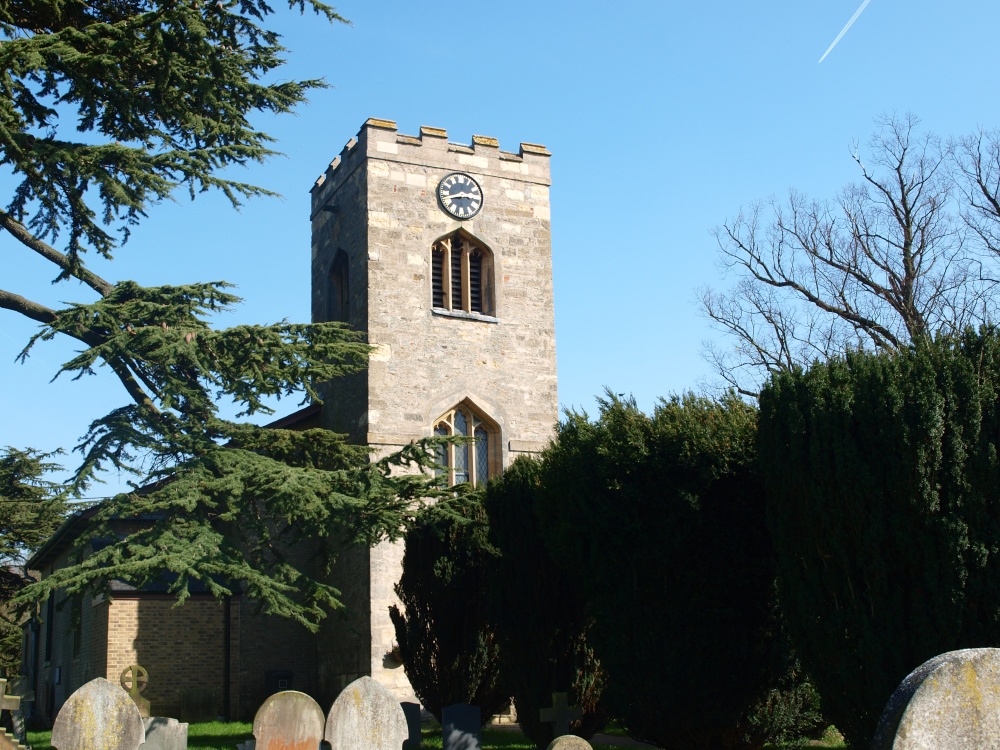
[308,116,557,706]
[310,118,550,214]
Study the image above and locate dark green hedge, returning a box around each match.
[760,330,1000,747]
[389,497,510,722]
[483,457,607,748]
[537,393,798,749]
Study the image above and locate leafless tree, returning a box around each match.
[953,128,1000,270]
[701,114,994,397]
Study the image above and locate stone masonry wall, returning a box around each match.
[311,119,557,455]
[310,119,559,703]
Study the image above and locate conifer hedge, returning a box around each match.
[483,457,607,748]
[388,497,510,722]
[760,330,1000,748]
[537,394,798,749]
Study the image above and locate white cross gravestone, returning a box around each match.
[872,648,1000,750]
[324,676,408,750]
[51,677,146,750]
[0,679,23,748]
[0,680,20,715]
[4,677,32,745]
[252,691,325,750]
[0,729,26,750]
[540,693,582,738]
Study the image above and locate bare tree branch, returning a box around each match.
[702,115,996,397]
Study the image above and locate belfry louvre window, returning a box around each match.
[327,250,350,323]
[432,234,493,315]
[434,405,495,486]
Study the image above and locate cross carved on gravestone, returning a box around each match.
[120,664,150,718]
[539,692,581,737]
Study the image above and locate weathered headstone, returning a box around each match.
[442,704,480,750]
[252,690,324,750]
[872,648,1000,750]
[143,717,188,750]
[546,737,592,750]
[401,701,422,749]
[540,693,582,738]
[51,677,146,750]
[324,676,408,750]
[121,664,151,718]
[0,728,25,750]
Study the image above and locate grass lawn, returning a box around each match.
[27,721,254,750]
[25,721,846,749]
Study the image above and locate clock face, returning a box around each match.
[437,172,483,220]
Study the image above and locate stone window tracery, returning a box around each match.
[431,233,494,315]
[433,404,496,486]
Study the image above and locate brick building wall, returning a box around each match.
[105,595,233,719]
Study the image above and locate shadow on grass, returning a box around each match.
[27,720,847,750]
[28,720,254,750]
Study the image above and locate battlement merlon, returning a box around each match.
[310,117,551,209]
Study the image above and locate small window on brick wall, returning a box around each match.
[433,404,497,486]
[432,234,494,315]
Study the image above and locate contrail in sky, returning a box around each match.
[819,0,872,63]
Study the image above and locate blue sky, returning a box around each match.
[3,0,1000,497]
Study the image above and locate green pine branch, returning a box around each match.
[0,0,458,628]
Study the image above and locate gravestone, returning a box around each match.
[252,691,324,750]
[401,701,422,749]
[324,676,408,750]
[143,717,188,750]
[51,677,146,750]
[442,704,480,750]
[5,677,33,745]
[0,680,21,716]
[121,664,151,718]
[0,679,23,746]
[872,648,1000,750]
[547,737,592,750]
[0,728,26,750]
[540,693,582,737]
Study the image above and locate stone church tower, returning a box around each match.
[309,118,558,700]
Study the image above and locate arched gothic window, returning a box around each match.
[431,233,494,315]
[433,404,496,486]
[327,250,350,323]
